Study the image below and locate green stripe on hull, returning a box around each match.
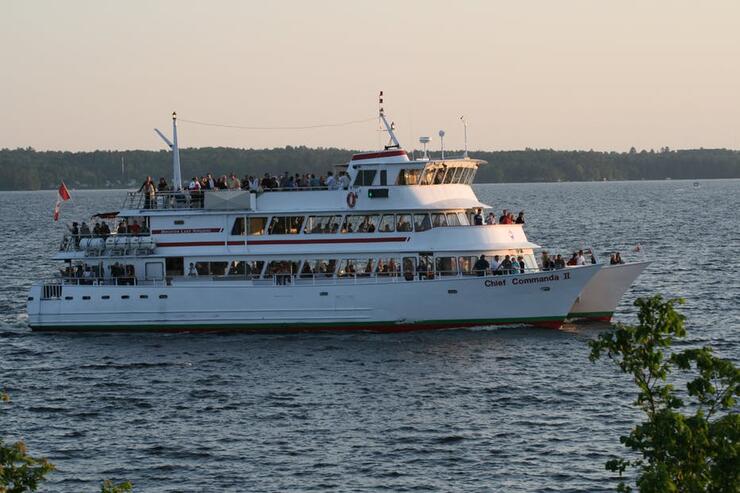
[30,316,566,333]
[567,311,613,320]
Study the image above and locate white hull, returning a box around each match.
[568,261,651,322]
[28,265,601,332]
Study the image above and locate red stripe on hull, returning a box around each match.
[156,237,408,247]
[351,150,408,161]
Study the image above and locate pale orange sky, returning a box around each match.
[2,0,739,152]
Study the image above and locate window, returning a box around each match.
[375,257,400,276]
[432,213,448,227]
[378,214,395,232]
[268,216,304,235]
[82,296,91,300]
[102,295,110,300]
[231,217,246,235]
[341,215,379,233]
[443,168,456,184]
[225,260,264,277]
[380,170,387,186]
[446,213,461,226]
[166,257,184,276]
[396,168,422,185]
[414,213,431,232]
[248,217,267,235]
[353,170,377,187]
[457,212,470,225]
[159,294,168,299]
[304,215,341,234]
[402,257,416,280]
[264,260,299,279]
[396,214,413,232]
[459,256,477,275]
[210,262,228,276]
[435,256,458,276]
[300,259,337,278]
[420,168,436,185]
[338,258,374,277]
[121,295,130,300]
[145,262,164,280]
[139,295,148,299]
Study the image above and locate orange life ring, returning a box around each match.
[346,191,357,208]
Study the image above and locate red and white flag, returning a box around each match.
[53,181,72,221]
[58,181,71,201]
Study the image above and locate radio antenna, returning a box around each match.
[378,91,400,149]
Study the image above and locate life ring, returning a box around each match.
[346,191,357,208]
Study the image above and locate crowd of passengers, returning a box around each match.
[136,172,353,208]
[65,219,148,248]
[472,208,525,225]
[60,262,137,285]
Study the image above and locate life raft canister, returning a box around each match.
[346,191,357,208]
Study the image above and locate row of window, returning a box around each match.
[181,254,532,279]
[396,166,476,186]
[57,294,168,300]
[231,211,471,236]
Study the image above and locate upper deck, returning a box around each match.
[120,155,485,216]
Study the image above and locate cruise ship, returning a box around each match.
[26,107,647,332]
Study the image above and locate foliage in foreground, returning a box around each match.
[0,439,55,493]
[589,295,739,492]
[1,393,132,492]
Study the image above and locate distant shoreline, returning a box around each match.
[1,147,738,190]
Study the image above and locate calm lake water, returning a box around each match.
[1,180,738,492]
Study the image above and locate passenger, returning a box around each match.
[576,249,587,266]
[566,253,578,266]
[93,223,101,237]
[80,221,91,238]
[205,173,215,190]
[499,209,508,224]
[615,252,624,264]
[100,222,111,239]
[228,173,241,190]
[515,211,525,224]
[517,256,526,274]
[157,177,169,192]
[491,255,502,274]
[473,208,483,225]
[388,259,398,276]
[310,174,321,188]
[554,254,566,269]
[248,176,260,191]
[485,212,496,225]
[590,251,597,264]
[500,255,513,274]
[326,172,337,190]
[473,255,490,277]
[117,221,127,234]
[541,251,552,270]
[339,172,351,189]
[128,220,141,235]
[609,253,617,265]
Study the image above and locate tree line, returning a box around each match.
[0,146,738,190]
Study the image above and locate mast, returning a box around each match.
[171,112,183,191]
[378,91,401,149]
[154,112,183,191]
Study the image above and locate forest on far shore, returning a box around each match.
[0,146,738,190]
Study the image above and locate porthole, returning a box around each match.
[140,295,149,299]
[27,297,34,301]
[102,295,110,300]
[64,296,73,300]
[121,295,130,300]
[159,294,168,299]
[448,289,458,294]
[82,296,91,300]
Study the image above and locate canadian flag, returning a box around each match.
[53,181,71,221]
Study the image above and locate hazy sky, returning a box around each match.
[2,0,739,151]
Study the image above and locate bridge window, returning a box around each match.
[432,213,448,227]
[233,216,268,235]
[396,169,422,185]
[304,215,341,234]
[354,170,377,187]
